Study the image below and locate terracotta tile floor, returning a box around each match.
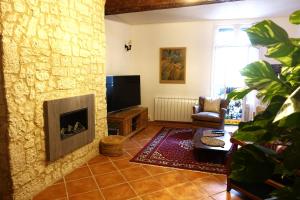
[33,123,247,200]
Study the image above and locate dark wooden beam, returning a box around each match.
[105,0,242,15]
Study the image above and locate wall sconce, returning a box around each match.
[125,40,132,51]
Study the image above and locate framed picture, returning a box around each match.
[160,47,186,84]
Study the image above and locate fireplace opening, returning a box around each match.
[60,108,88,140]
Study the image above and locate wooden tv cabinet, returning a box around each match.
[107,107,148,138]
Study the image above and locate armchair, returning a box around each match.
[191,96,228,129]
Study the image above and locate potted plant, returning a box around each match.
[227,10,300,199]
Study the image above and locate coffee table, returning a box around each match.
[193,128,233,163]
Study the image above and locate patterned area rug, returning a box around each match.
[130,127,227,174]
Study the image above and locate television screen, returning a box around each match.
[106,75,141,113]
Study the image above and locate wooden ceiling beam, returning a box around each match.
[105,0,242,15]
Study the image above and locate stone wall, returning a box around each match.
[0,0,107,199]
[0,35,13,200]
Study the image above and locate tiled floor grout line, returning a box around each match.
[64,175,94,183]
[33,124,240,200]
[86,162,106,200]
[66,189,100,198]
[110,159,140,198]
[210,189,227,197]
[86,160,178,191]
[190,180,214,198]
[142,165,219,199]
[126,133,229,199]
[138,188,171,199]
[66,157,223,198]
[135,165,190,199]
[64,159,164,190]
[62,176,69,200]
[191,176,228,198]
[99,181,128,190]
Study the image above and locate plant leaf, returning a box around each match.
[281,65,300,88]
[234,96,286,142]
[273,177,300,200]
[226,88,252,101]
[291,48,300,67]
[290,38,300,47]
[266,42,297,67]
[234,128,269,142]
[289,10,300,25]
[230,144,275,183]
[282,133,300,171]
[273,86,300,123]
[241,61,293,102]
[246,20,289,46]
[264,96,287,116]
[278,113,300,128]
[267,42,295,58]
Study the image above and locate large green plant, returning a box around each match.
[227,10,300,199]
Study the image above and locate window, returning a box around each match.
[212,25,259,122]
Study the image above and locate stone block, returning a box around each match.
[6,13,19,22]
[61,19,79,34]
[40,1,49,13]
[35,62,51,70]
[48,79,57,89]
[57,78,76,89]
[1,2,12,13]
[50,39,72,56]
[36,70,50,81]
[26,18,38,36]
[75,2,89,14]
[31,38,49,50]
[29,88,36,100]
[14,1,26,12]
[79,49,90,57]
[35,82,46,93]
[51,67,67,76]
[9,142,26,175]
[13,81,29,97]
[45,14,59,25]
[37,29,48,39]
[79,22,92,34]
[26,74,35,87]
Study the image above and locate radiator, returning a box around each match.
[154,96,198,122]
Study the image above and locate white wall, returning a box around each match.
[131,21,214,120]
[105,20,133,75]
[105,17,299,120]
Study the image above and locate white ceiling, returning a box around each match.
[105,0,300,25]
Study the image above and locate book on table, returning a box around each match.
[202,130,224,137]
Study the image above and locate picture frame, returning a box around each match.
[159,47,186,84]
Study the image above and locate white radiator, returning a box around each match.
[154,96,198,122]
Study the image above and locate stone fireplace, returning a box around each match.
[0,1,107,199]
[45,94,95,161]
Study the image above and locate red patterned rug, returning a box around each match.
[130,127,227,174]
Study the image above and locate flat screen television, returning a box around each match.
[106,75,141,113]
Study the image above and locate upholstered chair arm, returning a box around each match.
[193,105,200,114]
[220,108,227,119]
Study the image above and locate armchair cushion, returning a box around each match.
[191,112,222,123]
[204,98,221,113]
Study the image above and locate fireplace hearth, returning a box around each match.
[45,94,95,161]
